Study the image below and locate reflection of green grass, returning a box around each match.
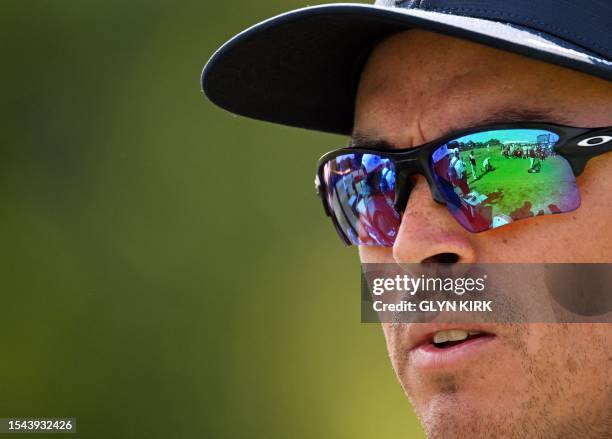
[460,147,574,215]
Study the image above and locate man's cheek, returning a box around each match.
[381,324,416,388]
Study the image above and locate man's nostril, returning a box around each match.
[421,253,460,264]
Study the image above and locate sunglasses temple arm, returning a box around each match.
[561,128,612,176]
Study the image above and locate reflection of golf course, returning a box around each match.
[460,147,578,217]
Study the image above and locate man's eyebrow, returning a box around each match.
[349,107,572,149]
[464,108,572,128]
[348,134,396,149]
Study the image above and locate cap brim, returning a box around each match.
[202,3,612,135]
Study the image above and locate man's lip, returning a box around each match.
[410,333,497,371]
[408,323,497,351]
[405,323,499,371]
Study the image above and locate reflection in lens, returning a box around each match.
[323,153,399,245]
[431,129,580,232]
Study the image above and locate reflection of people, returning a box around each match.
[449,151,469,195]
[469,150,477,179]
[528,156,542,173]
[380,166,395,193]
[361,154,382,196]
[482,157,493,173]
[204,2,612,437]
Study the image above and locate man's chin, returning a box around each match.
[404,371,531,439]
[414,393,517,439]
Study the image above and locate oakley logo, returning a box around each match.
[577,136,612,147]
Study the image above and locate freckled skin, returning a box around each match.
[355,30,612,438]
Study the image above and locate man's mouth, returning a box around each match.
[409,327,497,370]
[431,329,490,349]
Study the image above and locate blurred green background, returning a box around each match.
[1,1,423,437]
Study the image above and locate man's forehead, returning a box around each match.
[352,31,586,148]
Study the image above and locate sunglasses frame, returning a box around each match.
[315,122,612,245]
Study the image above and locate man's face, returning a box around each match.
[355,30,612,438]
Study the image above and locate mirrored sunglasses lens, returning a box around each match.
[431,129,580,232]
[323,153,399,246]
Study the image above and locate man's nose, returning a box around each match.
[392,175,477,263]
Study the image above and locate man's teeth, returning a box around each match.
[433,330,482,344]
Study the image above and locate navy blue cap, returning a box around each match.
[202,1,612,135]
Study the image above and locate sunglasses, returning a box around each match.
[315,123,612,246]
